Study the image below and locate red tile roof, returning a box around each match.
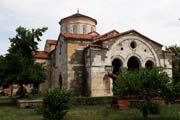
[46,39,57,45]
[60,32,97,40]
[162,50,172,53]
[87,44,108,50]
[94,29,163,47]
[59,13,97,25]
[87,31,100,36]
[95,29,119,40]
[32,51,49,59]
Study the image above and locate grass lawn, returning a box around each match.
[0,96,180,120]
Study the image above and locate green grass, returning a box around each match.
[0,96,180,120]
[65,104,180,120]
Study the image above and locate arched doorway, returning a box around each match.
[145,60,154,69]
[127,56,141,70]
[112,58,123,75]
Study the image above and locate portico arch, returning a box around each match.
[127,56,141,70]
[112,58,123,75]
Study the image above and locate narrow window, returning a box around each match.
[73,25,77,34]
[83,25,86,34]
[91,27,94,32]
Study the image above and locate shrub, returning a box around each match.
[113,68,172,119]
[42,88,70,120]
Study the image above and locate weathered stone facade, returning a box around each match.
[34,12,172,96]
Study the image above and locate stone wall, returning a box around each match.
[67,40,91,95]
[85,34,172,97]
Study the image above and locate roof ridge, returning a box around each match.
[95,29,119,40]
[59,12,97,25]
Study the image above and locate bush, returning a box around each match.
[113,68,172,119]
[42,88,70,120]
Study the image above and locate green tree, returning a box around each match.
[114,68,173,119]
[4,26,48,97]
[0,55,6,86]
[167,45,180,99]
[168,45,180,83]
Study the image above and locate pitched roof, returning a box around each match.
[32,51,49,59]
[60,32,97,40]
[95,29,119,40]
[86,44,108,50]
[59,13,97,25]
[162,50,172,53]
[94,29,163,47]
[87,31,100,36]
[46,39,57,45]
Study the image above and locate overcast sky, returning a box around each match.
[0,0,180,54]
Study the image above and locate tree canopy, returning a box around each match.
[113,68,173,119]
[0,26,48,96]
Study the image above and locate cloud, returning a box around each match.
[0,0,180,54]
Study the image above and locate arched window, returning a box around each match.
[127,56,141,70]
[83,25,86,34]
[145,60,154,69]
[91,27,94,32]
[65,26,68,33]
[112,58,123,75]
[73,25,77,34]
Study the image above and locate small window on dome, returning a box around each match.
[73,25,77,34]
[83,25,86,34]
[65,26,68,33]
[91,27,94,32]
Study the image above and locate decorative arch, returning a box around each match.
[143,57,155,68]
[112,58,123,74]
[145,60,154,69]
[125,53,142,68]
[127,56,141,70]
[105,36,160,67]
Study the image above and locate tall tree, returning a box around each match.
[167,45,180,99]
[0,55,6,86]
[168,45,180,83]
[4,26,48,96]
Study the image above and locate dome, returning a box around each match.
[59,12,97,34]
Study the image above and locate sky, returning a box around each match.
[0,0,180,54]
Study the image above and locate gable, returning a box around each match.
[94,29,162,48]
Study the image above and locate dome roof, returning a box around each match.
[59,13,97,25]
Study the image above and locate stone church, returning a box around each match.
[33,12,172,96]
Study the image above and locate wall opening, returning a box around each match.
[145,60,154,69]
[112,58,122,75]
[59,74,62,89]
[73,25,77,34]
[127,56,140,70]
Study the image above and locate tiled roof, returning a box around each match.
[46,39,57,45]
[32,51,49,59]
[87,44,108,50]
[162,50,172,53]
[95,29,119,40]
[94,29,163,47]
[87,31,100,36]
[60,32,97,40]
[59,13,97,25]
